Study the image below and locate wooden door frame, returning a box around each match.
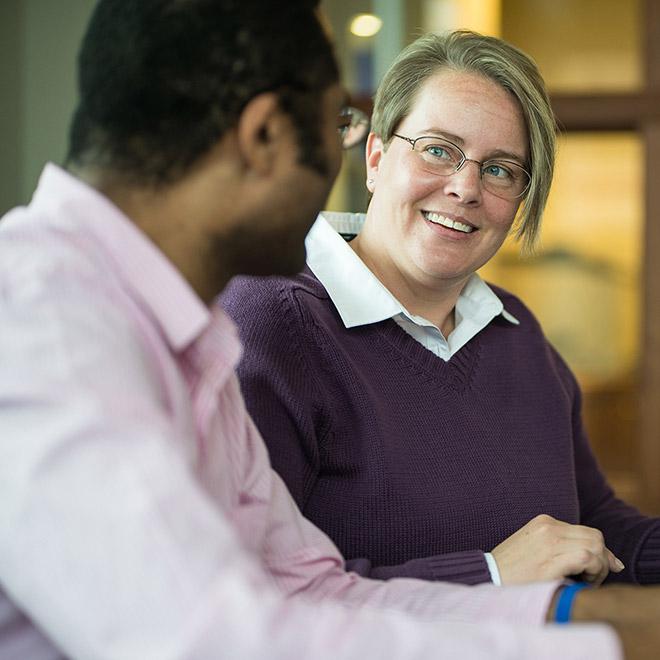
[550,0,660,512]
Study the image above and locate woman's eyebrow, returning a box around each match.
[418,127,465,144]
[418,127,527,164]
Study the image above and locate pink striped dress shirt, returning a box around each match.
[0,164,621,659]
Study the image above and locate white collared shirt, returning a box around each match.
[306,212,519,363]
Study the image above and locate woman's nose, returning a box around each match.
[442,159,483,204]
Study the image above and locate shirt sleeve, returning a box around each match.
[0,255,622,660]
[235,416,621,657]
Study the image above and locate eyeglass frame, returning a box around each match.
[259,85,369,151]
[391,133,531,200]
[338,106,370,150]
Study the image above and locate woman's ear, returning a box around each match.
[365,132,384,191]
[236,92,289,176]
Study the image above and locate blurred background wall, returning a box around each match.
[0,0,95,216]
[2,0,660,512]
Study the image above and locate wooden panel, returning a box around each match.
[640,122,660,512]
[551,93,660,131]
[644,0,660,90]
[638,0,660,512]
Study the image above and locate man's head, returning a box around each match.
[67,0,340,185]
[66,0,345,300]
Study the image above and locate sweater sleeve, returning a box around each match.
[550,346,660,584]
[345,552,494,585]
[220,276,496,586]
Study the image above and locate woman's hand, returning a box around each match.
[491,514,624,586]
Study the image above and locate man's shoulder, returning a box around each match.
[0,214,107,303]
[0,216,162,390]
[0,210,151,361]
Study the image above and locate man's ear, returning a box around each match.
[365,132,384,189]
[236,92,289,176]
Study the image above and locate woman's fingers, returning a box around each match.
[607,548,626,573]
[491,514,624,585]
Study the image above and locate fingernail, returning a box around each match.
[614,558,625,571]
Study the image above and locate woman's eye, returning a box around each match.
[425,145,451,159]
[484,163,513,179]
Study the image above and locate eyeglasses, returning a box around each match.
[392,133,531,200]
[338,106,370,150]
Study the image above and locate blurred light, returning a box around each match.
[349,13,383,38]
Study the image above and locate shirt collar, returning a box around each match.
[306,212,401,327]
[31,164,211,352]
[306,210,519,330]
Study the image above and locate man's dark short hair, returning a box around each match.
[66,0,339,184]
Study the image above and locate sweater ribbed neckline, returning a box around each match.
[374,319,479,393]
[299,269,482,393]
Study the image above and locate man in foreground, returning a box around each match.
[0,1,658,658]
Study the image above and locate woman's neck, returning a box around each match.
[349,233,467,337]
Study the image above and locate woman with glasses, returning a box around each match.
[220,31,660,587]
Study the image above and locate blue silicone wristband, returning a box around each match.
[554,583,591,624]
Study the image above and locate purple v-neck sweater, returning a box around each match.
[220,269,660,585]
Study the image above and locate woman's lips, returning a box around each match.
[423,211,475,234]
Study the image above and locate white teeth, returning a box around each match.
[424,212,474,234]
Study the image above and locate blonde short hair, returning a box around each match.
[372,30,556,251]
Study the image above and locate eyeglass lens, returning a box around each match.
[398,135,529,199]
[338,107,370,150]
